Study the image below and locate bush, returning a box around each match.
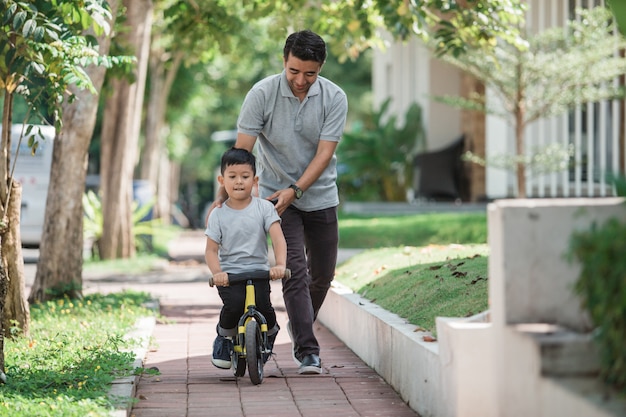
[569,217,626,391]
[83,190,172,258]
[568,175,626,391]
[338,99,425,202]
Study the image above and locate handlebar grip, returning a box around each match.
[209,268,291,287]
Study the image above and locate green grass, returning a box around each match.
[338,211,487,248]
[2,291,156,416]
[83,253,168,275]
[336,211,489,334]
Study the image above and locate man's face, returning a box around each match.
[283,52,322,99]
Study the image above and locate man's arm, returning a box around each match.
[270,139,338,214]
[294,139,338,192]
[234,132,257,153]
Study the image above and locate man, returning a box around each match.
[213,30,348,374]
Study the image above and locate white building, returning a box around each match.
[373,0,621,201]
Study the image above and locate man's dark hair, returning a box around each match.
[283,30,326,64]
[221,147,256,175]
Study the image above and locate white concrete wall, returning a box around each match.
[488,197,625,332]
[485,92,513,198]
[321,198,626,417]
[372,35,462,151]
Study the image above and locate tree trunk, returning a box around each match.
[515,57,526,199]
[0,257,6,383]
[1,84,30,337]
[515,110,526,198]
[140,49,182,225]
[28,1,119,303]
[158,152,171,223]
[99,0,152,259]
[2,182,29,337]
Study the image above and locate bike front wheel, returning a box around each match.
[232,349,246,377]
[245,320,264,385]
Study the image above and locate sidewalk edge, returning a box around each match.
[109,305,158,417]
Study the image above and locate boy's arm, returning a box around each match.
[268,221,287,280]
[205,238,228,286]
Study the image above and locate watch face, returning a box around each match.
[291,185,302,199]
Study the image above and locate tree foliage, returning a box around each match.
[246,0,527,61]
[0,0,123,127]
[434,6,626,197]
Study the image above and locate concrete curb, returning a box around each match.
[318,281,442,417]
[110,306,158,417]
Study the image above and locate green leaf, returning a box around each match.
[2,3,17,26]
[22,18,36,38]
[32,25,44,42]
[12,10,26,31]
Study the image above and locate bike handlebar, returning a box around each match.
[208,268,291,287]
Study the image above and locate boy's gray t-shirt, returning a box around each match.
[237,71,348,211]
[205,197,281,274]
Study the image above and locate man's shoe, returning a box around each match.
[211,334,233,369]
[286,321,302,366]
[298,354,322,375]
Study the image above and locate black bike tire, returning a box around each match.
[245,320,264,385]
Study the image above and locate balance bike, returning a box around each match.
[209,268,290,385]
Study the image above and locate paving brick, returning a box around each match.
[79,260,420,417]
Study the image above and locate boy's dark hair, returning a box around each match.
[221,147,256,175]
[283,30,326,64]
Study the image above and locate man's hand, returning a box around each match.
[205,196,224,226]
[267,188,297,215]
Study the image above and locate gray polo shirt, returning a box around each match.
[237,70,348,211]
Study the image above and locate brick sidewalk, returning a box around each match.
[102,276,419,417]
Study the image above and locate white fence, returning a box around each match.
[521,0,622,198]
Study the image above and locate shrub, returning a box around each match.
[568,175,626,391]
[338,98,425,202]
[83,190,167,258]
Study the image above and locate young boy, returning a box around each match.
[205,147,287,369]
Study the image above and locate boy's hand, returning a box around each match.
[212,272,229,287]
[269,266,287,280]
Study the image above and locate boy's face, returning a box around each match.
[218,163,257,201]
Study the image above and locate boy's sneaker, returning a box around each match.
[211,334,233,369]
[286,321,302,366]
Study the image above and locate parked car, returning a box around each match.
[6,124,56,248]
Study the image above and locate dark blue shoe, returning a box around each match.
[298,354,322,375]
[211,334,233,369]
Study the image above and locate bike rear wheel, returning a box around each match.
[245,320,264,385]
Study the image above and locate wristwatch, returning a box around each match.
[289,184,303,199]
